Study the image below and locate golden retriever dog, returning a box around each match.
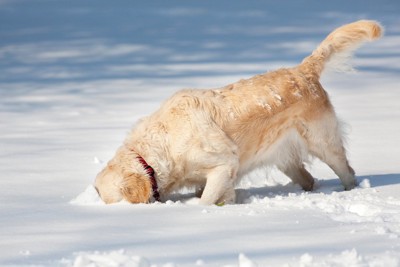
[95,20,382,205]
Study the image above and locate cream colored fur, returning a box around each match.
[95,20,382,205]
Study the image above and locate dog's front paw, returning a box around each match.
[185,197,201,205]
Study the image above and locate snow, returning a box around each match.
[1,0,400,266]
[70,185,104,206]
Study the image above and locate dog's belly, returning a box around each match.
[238,128,308,177]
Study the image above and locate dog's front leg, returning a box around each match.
[199,165,237,205]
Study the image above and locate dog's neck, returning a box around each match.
[136,155,161,202]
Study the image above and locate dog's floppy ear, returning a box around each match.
[95,163,124,204]
[120,173,152,203]
[95,162,152,204]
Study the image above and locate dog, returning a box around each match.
[95,20,382,205]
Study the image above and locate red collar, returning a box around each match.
[137,156,161,202]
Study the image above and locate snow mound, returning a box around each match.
[238,253,257,267]
[66,251,258,267]
[359,178,371,188]
[70,185,105,206]
[62,250,400,267]
[70,250,150,267]
[296,249,399,267]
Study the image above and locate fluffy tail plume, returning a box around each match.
[300,20,383,77]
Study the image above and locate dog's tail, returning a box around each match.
[299,20,383,78]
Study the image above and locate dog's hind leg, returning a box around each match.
[271,129,314,191]
[306,114,357,190]
[279,164,314,191]
[315,146,356,190]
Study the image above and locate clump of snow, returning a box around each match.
[93,157,103,165]
[359,178,371,188]
[70,250,150,267]
[238,253,257,267]
[65,251,257,267]
[70,185,104,206]
[63,250,400,267]
[299,253,313,267]
[195,259,205,265]
[293,249,400,267]
[19,250,31,256]
[375,226,388,235]
[346,202,381,217]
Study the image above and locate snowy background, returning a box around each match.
[1,1,400,266]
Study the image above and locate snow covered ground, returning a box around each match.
[1,1,400,266]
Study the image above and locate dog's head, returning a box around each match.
[94,148,154,204]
